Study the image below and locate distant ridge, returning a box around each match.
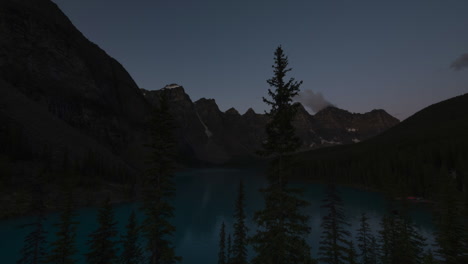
[290,93,468,199]
[142,85,400,163]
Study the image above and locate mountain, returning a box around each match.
[0,0,399,217]
[289,93,468,199]
[314,106,399,142]
[142,84,399,164]
[0,0,154,217]
[0,0,152,172]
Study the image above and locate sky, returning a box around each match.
[52,0,468,120]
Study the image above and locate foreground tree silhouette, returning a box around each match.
[378,199,426,264]
[251,45,314,264]
[17,177,47,264]
[218,222,227,264]
[227,234,233,264]
[46,193,78,264]
[86,198,118,264]
[141,89,180,264]
[346,241,358,264]
[356,213,377,264]
[318,183,351,264]
[232,180,248,264]
[120,211,143,264]
[434,175,468,264]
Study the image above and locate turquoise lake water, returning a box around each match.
[0,168,434,263]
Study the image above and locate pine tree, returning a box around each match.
[232,180,248,264]
[434,174,467,264]
[397,215,426,264]
[141,88,180,264]
[120,210,143,264]
[378,202,426,264]
[218,222,227,264]
[356,213,377,264]
[251,45,314,264]
[346,241,358,264]
[259,45,302,158]
[17,178,47,264]
[378,213,397,264]
[422,250,437,264]
[227,234,233,264]
[46,193,78,264]
[318,183,351,264]
[369,236,379,264]
[86,198,118,264]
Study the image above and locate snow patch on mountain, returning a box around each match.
[320,137,342,145]
[195,110,213,138]
[164,84,181,89]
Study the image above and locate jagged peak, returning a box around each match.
[366,109,399,122]
[243,108,256,116]
[158,84,187,96]
[195,97,216,104]
[225,107,240,115]
[194,98,221,112]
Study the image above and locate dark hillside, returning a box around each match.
[290,93,468,202]
[0,0,152,217]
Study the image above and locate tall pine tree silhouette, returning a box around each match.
[378,198,426,264]
[120,210,143,264]
[227,234,233,264]
[218,222,227,264]
[346,241,358,264]
[318,183,350,264]
[85,198,118,264]
[356,213,377,264]
[251,45,314,264]
[433,173,468,263]
[46,192,78,264]
[141,88,180,264]
[232,180,248,264]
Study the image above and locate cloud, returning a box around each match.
[450,53,468,71]
[294,89,334,113]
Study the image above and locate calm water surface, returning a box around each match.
[0,168,434,263]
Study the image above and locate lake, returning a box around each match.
[0,168,434,263]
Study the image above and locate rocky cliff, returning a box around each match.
[143,85,400,163]
[0,0,152,172]
[0,0,153,215]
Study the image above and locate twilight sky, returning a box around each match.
[52,0,468,120]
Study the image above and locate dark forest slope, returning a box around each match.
[290,93,468,201]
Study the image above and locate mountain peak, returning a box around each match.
[194,98,221,112]
[243,108,257,116]
[161,83,186,94]
[315,106,351,117]
[364,109,400,123]
[163,83,182,89]
[225,107,240,115]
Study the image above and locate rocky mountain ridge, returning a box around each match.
[0,0,399,217]
[142,84,400,163]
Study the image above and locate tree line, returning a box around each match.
[217,178,449,264]
[17,90,179,264]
